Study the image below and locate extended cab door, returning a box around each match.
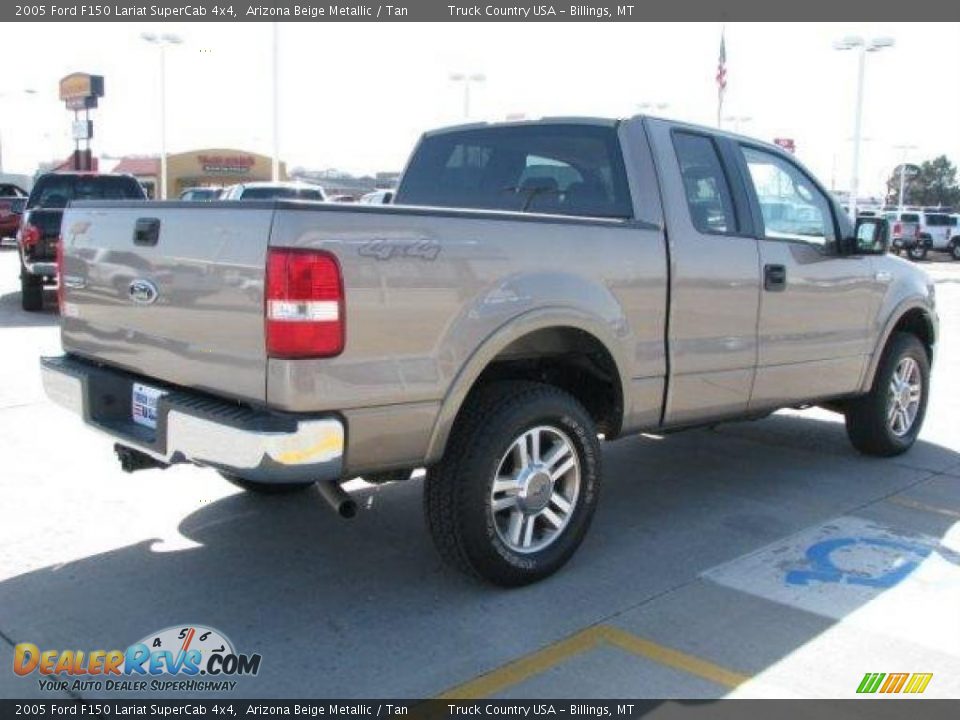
[733,143,877,409]
[646,121,761,425]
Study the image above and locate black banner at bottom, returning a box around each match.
[1,700,959,720]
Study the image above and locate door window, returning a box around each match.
[672,132,738,234]
[742,147,835,247]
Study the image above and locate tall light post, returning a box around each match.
[449,73,485,119]
[722,114,752,133]
[637,102,669,114]
[141,32,183,199]
[0,88,37,175]
[833,35,894,219]
[893,143,918,210]
[271,22,280,182]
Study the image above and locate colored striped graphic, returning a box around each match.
[857,672,932,694]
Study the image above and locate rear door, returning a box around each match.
[61,203,274,404]
[734,144,877,408]
[646,121,761,425]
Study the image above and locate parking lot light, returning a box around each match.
[834,35,895,219]
[450,72,486,119]
[141,32,184,199]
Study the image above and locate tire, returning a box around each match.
[219,471,315,495]
[845,332,929,457]
[20,273,43,311]
[906,245,927,262]
[951,239,960,261]
[424,380,601,586]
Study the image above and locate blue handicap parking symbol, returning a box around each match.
[785,536,932,589]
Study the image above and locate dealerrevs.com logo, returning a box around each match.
[13,625,262,693]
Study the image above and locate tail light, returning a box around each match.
[19,222,40,249]
[55,235,65,313]
[893,222,902,237]
[265,248,344,358]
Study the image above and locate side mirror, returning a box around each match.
[851,216,890,255]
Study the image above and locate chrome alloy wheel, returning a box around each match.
[887,356,922,437]
[489,425,581,554]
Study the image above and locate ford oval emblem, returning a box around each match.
[128,278,159,305]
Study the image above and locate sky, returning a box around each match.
[2,21,958,197]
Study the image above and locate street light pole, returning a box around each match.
[450,73,486,119]
[722,114,752,133]
[833,35,894,220]
[141,32,183,200]
[271,22,280,182]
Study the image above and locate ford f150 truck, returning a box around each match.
[41,117,938,586]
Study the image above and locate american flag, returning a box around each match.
[716,27,727,126]
[716,28,727,94]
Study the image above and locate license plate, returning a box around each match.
[132,383,166,430]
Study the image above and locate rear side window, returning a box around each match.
[396,124,633,219]
[924,213,951,226]
[672,132,738,234]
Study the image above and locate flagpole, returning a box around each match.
[716,26,726,129]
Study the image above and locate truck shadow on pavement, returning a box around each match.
[0,289,59,328]
[1,412,958,698]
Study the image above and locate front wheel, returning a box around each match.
[845,332,929,457]
[951,239,960,261]
[907,245,928,262]
[424,381,601,586]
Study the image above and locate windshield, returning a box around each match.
[396,124,633,219]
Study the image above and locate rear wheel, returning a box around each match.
[219,471,315,495]
[20,273,43,311]
[424,381,601,586]
[951,239,960,261]
[845,332,929,457]
[907,245,927,261]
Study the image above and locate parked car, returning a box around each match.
[882,211,923,258]
[914,210,954,260]
[0,196,27,243]
[179,187,222,201]
[18,172,146,311]
[43,117,937,586]
[327,194,357,203]
[359,189,395,204]
[219,181,326,201]
[949,215,960,260]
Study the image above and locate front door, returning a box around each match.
[736,145,877,409]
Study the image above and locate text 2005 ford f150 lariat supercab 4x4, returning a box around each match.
[41,117,938,585]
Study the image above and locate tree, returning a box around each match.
[885,155,960,208]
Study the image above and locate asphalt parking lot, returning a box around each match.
[1,244,959,701]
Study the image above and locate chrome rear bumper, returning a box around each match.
[41,355,344,484]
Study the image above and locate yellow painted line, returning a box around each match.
[437,626,602,700]
[887,496,960,519]
[598,626,749,690]
[437,625,749,699]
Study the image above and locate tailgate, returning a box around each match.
[60,203,274,404]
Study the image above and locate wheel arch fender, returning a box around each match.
[861,298,937,393]
[423,307,631,465]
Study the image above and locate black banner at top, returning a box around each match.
[4,0,958,22]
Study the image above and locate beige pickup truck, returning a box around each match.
[42,117,938,585]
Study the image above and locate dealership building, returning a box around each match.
[106,149,287,198]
